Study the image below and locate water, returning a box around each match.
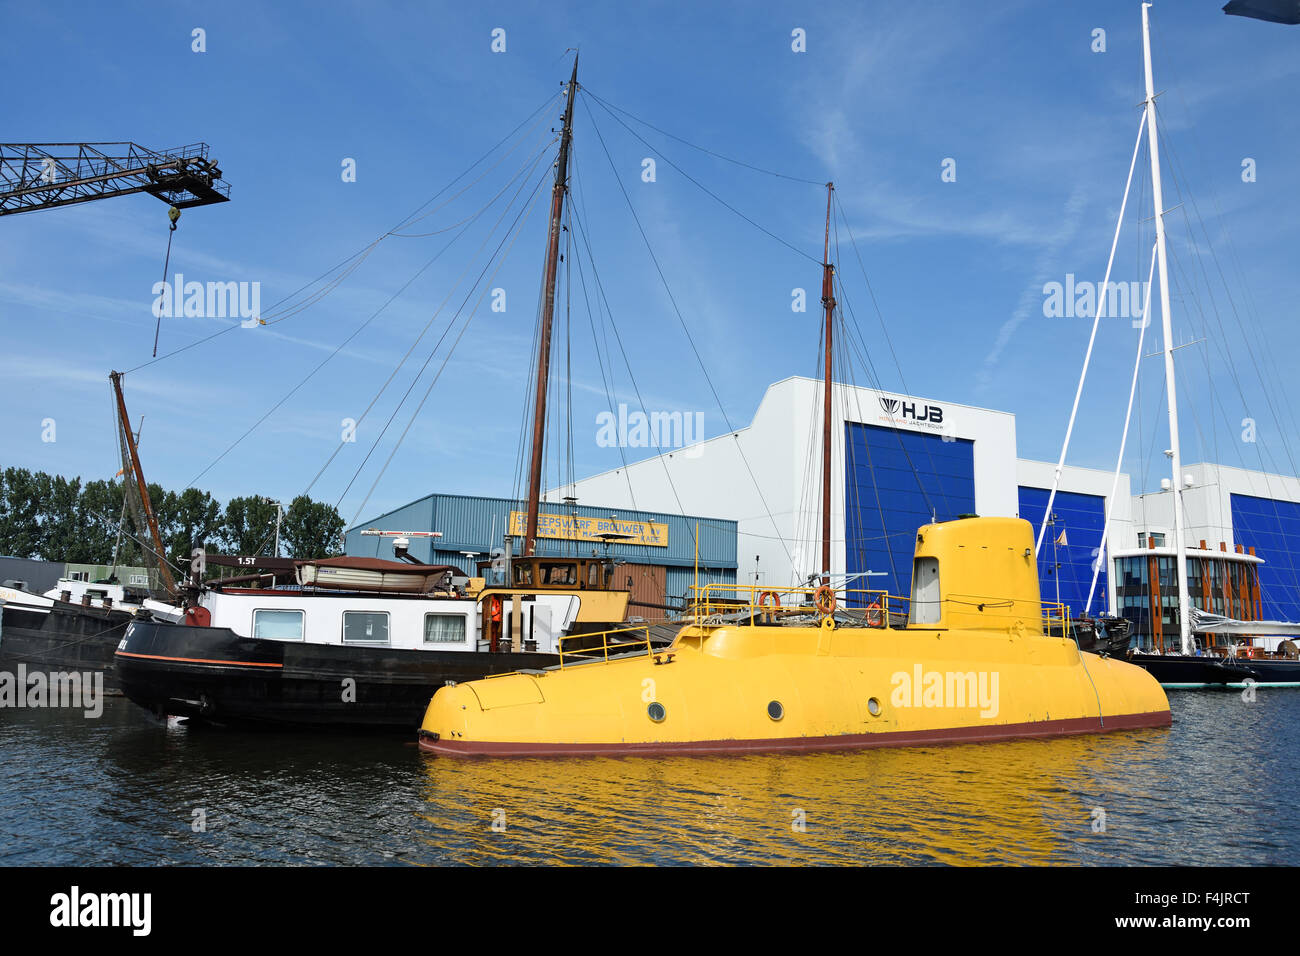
[1,691,1294,866]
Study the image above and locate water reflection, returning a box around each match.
[1,692,1294,865]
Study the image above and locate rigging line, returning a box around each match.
[566,152,648,522]
[125,93,561,376]
[831,204,952,528]
[834,270,939,520]
[582,95,794,564]
[1036,107,1149,557]
[567,158,793,569]
[1087,243,1158,614]
[387,101,561,235]
[1160,124,1300,482]
[348,166,549,526]
[832,289,902,592]
[582,91,821,265]
[340,161,555,514]
[580,86,826,186]
[301,141,557,497]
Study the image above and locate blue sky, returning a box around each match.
[3,0,1297,526]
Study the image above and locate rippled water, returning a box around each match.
[1,691,1294,865]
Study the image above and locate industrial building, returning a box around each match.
[344,493,736,617]
[544,376,1300,642]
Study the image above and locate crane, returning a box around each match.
[0,141,230,217]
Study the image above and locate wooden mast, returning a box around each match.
[820,182,835,586]
[110,371,177,594]
[524,54,579,557]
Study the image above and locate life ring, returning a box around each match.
[813,585,837,616]
[758,591,782,610]
[866,598,883,627]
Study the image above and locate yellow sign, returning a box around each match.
[508,511,668,548]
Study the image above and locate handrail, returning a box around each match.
[556,623,656,670]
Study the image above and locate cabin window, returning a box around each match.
[546,563,577,585]
[514,564,533,586]
[910,557,942,625]
[587,563,599,587]
[342,610,390,644]
[424,614,467,644]
[253,608,305,641]
[129,574,149,586]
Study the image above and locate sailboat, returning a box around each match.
[1042,4,1300,688]
[113,57,666,729]
[416,175,1171,755]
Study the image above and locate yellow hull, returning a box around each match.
[418,621,1171,757]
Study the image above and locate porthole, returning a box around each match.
[647,701,666,722]
[866,697,882,717]
[767,700,784,721]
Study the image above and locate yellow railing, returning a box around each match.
[685,583,908,627]
[686,583,1073,635]
[556,624,657,670]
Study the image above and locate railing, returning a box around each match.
[685,583,909,628]
[686,583,1073,635]
[556,624,657,670]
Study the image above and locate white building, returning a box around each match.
[554,376,1300,643]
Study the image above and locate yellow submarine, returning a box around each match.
[418,516,1170,757]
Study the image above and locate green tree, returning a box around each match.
[38,474,84,562]
[0,467,45,558]
[157,487,222,568]
[220,495,282,555]
[281,495,344,559]
[79,478,127,565]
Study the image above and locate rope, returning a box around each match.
[151,213,178,357]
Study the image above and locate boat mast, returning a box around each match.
[524,55,579,558]
[110,371,177,595]
[1142,3,1192,654]
[820,182,835,586]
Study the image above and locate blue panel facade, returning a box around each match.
[1230,493,1300,621]
[1017,486,1107,615]
[844,423,975,601]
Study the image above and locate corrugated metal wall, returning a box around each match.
[346,493,737,582]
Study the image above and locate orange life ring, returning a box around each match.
[866,598,883,627]
[813,585,837,616]
[758,591,782,610]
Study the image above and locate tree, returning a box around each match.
[156,487,222,569]
[281,495,344,559]
[220,495,282,555]
[0,467,45,558]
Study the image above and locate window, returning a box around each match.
[70,571,89,582]
[253,608,304,641]
[910,557,942,625]
[129,574,149,586]
[343,610,390,644]
[424,614,467,644]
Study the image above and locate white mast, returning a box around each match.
[1142,2,1192,655]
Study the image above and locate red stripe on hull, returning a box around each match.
[115,650,283,669]
[418,710,1171,758]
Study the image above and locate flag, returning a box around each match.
[1056,529,1069,547]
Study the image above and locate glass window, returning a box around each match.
[424,614,467,644]
[343,610,389,644]
[254,608,304,641]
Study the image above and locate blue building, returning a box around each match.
[347,492,736,616]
